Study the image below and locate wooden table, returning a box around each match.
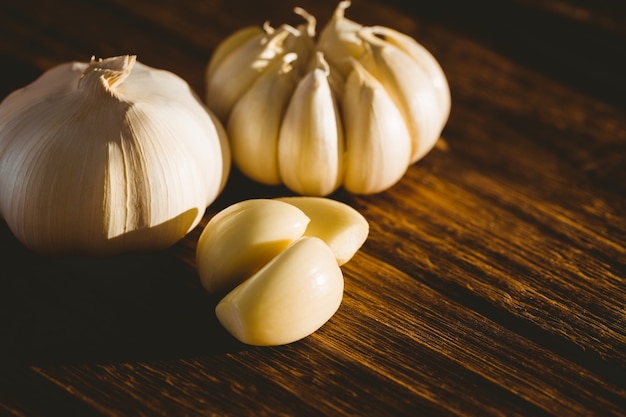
[1,0,625,415]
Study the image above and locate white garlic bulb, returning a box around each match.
[206,1,450,196]
[0,55,230,256]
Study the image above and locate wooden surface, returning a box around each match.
[1,0,625,415]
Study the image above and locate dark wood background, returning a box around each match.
[1,0,625,416]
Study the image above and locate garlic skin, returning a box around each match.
[196,199,310,294]
[0,55,230,256]
[215,236,344,346]
[206,1,450,196]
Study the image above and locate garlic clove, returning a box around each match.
[215,236,344,346]
[207,26,266,80]
[206,24,290,121]
[205,3,451,196]
[275,196,369,265]
[277,52,343,196]
[341,59,412,194]
[359,29,443,164]
[227,53,299,185]
[368,25,451,137]
[316,0,365,78]
[206,17,316,122]
[196,199,310,294]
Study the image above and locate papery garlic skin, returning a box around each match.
[215,236,344,346]
[0,55,229,256]
[196,199,310,294]
[276,196,368,265]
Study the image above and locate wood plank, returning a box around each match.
[0,0,624,416]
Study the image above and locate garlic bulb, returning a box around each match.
[206,1,450,196]
[0,55,230,256]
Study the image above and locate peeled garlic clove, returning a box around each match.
[0,55,228,256]
[196,199,310,294]
[227,53,299,185]
[316,0,365,78]
[276,196,369,265]
[215,236,344,346]
[342,59,412,194]
[359,29,443,164]
[278,52,343,196]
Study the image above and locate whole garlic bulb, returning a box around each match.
[206,1,450,196]
[0,55,230,256]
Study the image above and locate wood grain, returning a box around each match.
[1,0,625,416]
